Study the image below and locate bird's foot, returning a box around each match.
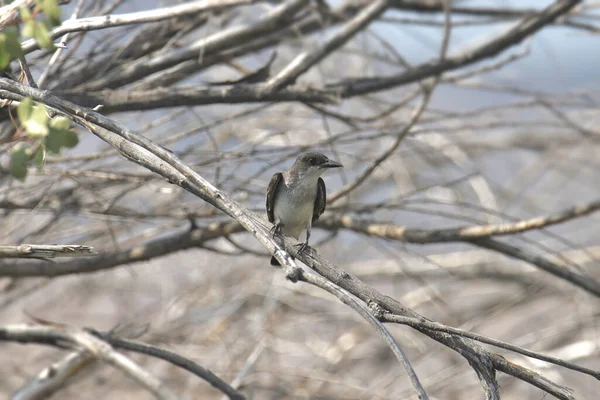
[295,241,310,256]
[270,223,281,237]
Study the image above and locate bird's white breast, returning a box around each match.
[273,175,319,239]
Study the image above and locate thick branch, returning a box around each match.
[0,77,301,280]
[57,85,339,112]
[12,351,94,400]
[0,222,242,277]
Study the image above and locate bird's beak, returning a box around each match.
[322,159,343,169]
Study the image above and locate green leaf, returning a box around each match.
[22,103,49,137]
[22,20,36,39]
[33,146,46,171]
[0,27,22,70]
[62,130,78,148]
[20,6,32,22]
[33,22,54,49]
[45,129,62,153]
[49,115,70,131]
[45,127,78,153]
[20,7,55,50]
[10,145,28,181]
[17,97,33,123]
[45,116,77,153]
[37,0,61,26]
[0,47,9,70]
[3,26,22,57]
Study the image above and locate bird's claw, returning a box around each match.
[295,241,309,256]
[270,224,281,237]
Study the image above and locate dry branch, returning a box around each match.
[262,0,390,92]
[0,244,97,259]
[317,198,600,297]
[298,269,429,399]
[0,77,302,280]
[0,0,597,398]
[286,240,577,400]
[11,351,95,400]
[0,325,179,400]
[327,0,581,96]
[20,0,253,54]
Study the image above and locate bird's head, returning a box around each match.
[292,152,343,179]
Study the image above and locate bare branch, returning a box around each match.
[287,242,576,400]
[0,325,179,400]
[380,314,600,381]
[21,0,253,54]
[325,199,600,242]
[88,331,246,400]
[262,0,389,92]
[327,0,581,96]
[0,222,242,277]
[12,351,94,400]
[318,210,600,297]
[57,85,339,112]
[0,244,97,259]
[299,269,429,399]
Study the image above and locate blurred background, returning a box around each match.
[0,0,599,398]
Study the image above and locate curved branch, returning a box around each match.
[299,270,429,399]
[0,77,301,281]
[285,242,575,400]
[0,325,179,400]
[88,330,246,400]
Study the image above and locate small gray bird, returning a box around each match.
[266,152,343,266]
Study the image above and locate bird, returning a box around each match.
[266,152,343,266]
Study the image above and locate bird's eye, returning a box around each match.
[310,157,317,166]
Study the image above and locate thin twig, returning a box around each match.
[261,0,389,92]
[298,269,429,400]
[0,244,97,259]
[20,0,253,54]
[89,330,246,400]
[380,313,600,381]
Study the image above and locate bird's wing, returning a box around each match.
[266,173,283,223]
[313,177,326,222]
